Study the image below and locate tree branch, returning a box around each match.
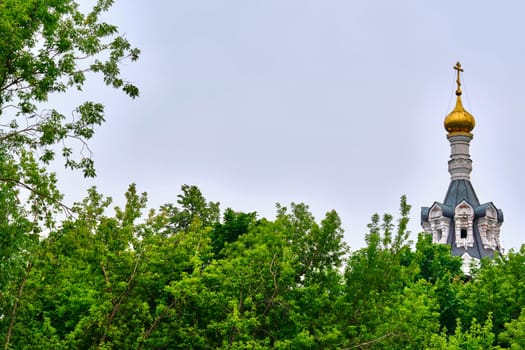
[137,300,177,350]
[97,254,141,348]
[0,176,73,217]
[342,332,398,349]
[262,253,279,318]
[4,262,32,350]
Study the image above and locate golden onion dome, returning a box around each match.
[444,95,475,134]
[444,62,475,135]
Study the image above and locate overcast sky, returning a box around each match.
[51,1,525,251]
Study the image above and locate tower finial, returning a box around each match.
[445,61,475,135]
[453,61,464,96]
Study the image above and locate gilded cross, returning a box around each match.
[454,61,464,96]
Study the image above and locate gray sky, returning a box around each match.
[52,1,525,251]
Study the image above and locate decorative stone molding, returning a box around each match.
[430,218,451,244]
[425,204,451,244]
[454,201,474,248]
[460,252,480,275]
[447,134,473,181]
[448,158,472,178]
[477,205,501,250]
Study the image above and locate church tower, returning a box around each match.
[421,62,503,274]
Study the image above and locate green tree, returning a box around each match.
[210,208,256,257]
[4,185,149,349]
[160,185,220,234]
[412,233,463,333]
[275,202,348,285]
[499,307,525,349]
[0,182,39,349]
[343,197,414,320]
[340,196,447,349]
[0,0,139,218]
[0,2,138,344]
[458,246,525,345]
[428,317,495,350]
[189,202,348,349]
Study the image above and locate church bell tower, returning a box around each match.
[421,62,503,274]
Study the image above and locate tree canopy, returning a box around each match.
[1,185,524,349]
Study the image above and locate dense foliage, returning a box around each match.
[2,0,525,349]
[1,184,524,349]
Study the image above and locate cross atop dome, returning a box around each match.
[453,61,464,96]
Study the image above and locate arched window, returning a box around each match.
[426,204,450,244]
[455,201,474,248]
